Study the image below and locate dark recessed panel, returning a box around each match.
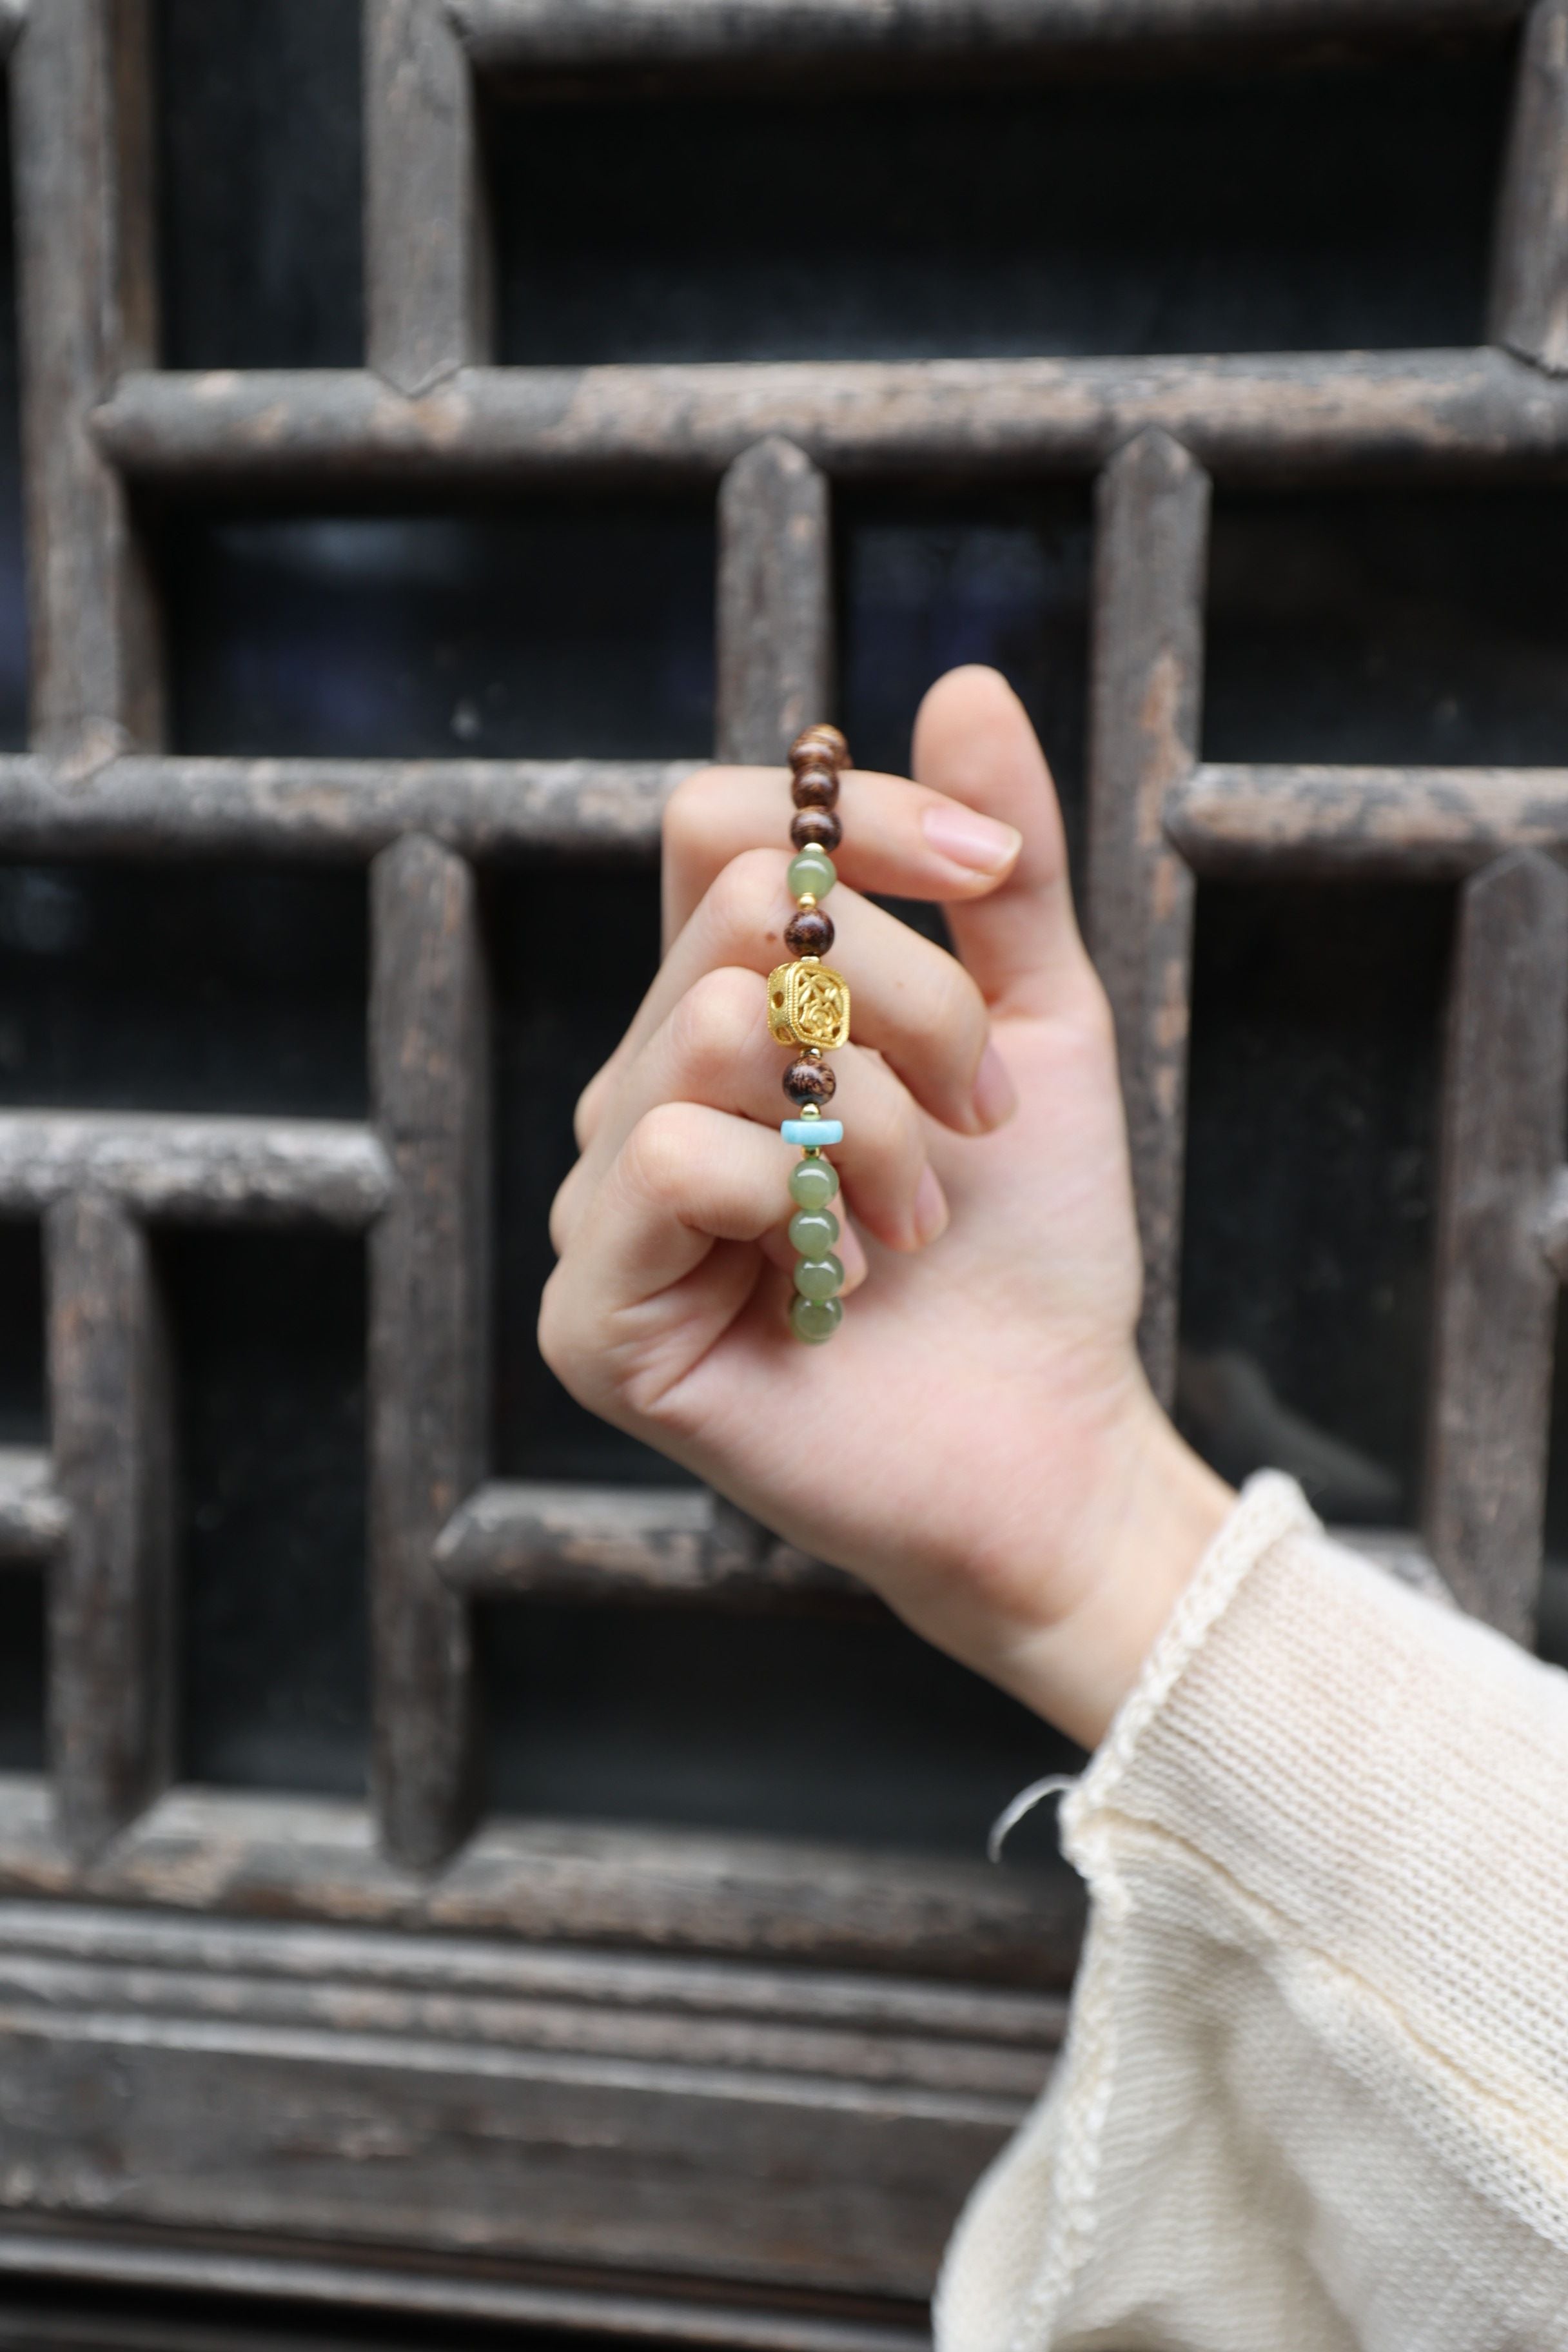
[0,1569,43,1772]
[0,863,366,1117]
[490,44,1509,363]
[0,1219,42,1446]
[489,864,676,1487]
[1179,882,1451,1526]
[164,510,715,760]
[166,1230,368,1797]
[1205,490,1568,765]
[839,489,1090,880]
[156,0,363,368]
[481,1599,1079,1856]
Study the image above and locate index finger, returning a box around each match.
[662,764,1022,950]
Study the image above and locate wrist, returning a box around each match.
[1001,1397,1235,1750]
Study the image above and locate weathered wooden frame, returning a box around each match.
[3,0,1568,2339]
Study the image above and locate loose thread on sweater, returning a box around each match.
[986,1772,1079,1864]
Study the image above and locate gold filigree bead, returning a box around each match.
[767,958,851,1050]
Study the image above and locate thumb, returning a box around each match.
[911,666,1093,1019]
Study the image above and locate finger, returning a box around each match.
[911,667,1097,1019]
[662,764,1023,947]
[552,963,946,1257]
[583,849,1006,1145]
[540,1101,867,1420]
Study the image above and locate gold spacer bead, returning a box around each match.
[796,893,818,910]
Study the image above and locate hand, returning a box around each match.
[541,667,1232,1748]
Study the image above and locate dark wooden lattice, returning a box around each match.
[2,1,1567,2343]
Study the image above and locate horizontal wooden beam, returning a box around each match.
[0,2232,930,2352]
[0,1779,1086,1988]
[1166,762,1568,876]
[0,1112,392,1227]
[89,350,1568,491]
[0,1448,66,1562]
[436,1480,873,1608]
[453,0,1522,74]
[0,754,688,859]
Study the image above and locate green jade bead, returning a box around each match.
[788,1157,839,1211]
[790,1293,843,1345]
[787,849,838,901]
[788,1207,839,1256]
[794,1253,845,1302]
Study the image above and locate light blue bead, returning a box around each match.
[781,1118,842,1147]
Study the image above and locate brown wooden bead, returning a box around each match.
[789,724,848,773]
[785,905,835,956]
[791,765,839,811]
[783,1055,837,1106]
[790,807,843,853]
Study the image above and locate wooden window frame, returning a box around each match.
[1,0,1566,2338]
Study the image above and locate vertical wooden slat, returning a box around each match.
[364,0,491,395]
[1086,428,1211,1408]
[10,0,161,763]
[1489,0,1568,372]
[45,1192,173,1861]
[716,436,833,764]
[369,834,490,1869]
[1424,850,1568,1642]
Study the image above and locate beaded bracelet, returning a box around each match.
[769,723,852,1344]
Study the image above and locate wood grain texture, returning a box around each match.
[12,0,160,761]
[0,2236,929,2352]
[0,1781,1086,1988]
[716,438,832,765]
[90,349,1568,491]
[0,1448,67,1562]
[453,0,1522,72]
[364,0,491,395]
[0,754,691,859]
[1167,761,1568,876]
[0,2015,1023,2300]
[0,1113,391,1226]
[1424,851,1568,1640]
[1086,429,1210,1407]
[0,1896,1054,2304]
[368,839,489,1871]
[436,1480,874,1609]
[44,1196,173,1861]
[1489,0,1568,369]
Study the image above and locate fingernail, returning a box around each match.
[972,1041,1017,1130]
[914,1162,948,1244]
[921,803,1023,877]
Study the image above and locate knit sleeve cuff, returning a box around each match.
[1059,1467,1319,1858]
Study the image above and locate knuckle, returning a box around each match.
[547,1164,582,1256]
[669,963,760,1072]
[704,845,783,947]
[536,1264,578,1387]
[662,766,723,858]
[622,1099,700,1205]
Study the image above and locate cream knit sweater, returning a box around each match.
[936,1473,1568,2352]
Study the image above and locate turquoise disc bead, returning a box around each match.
[789,1157,839,1211]
[794,1253,844,1302]
[781,1117,841,1146]
[789,1207,839,1256]
[787,849,837,901]
[790,1293,843,1344]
